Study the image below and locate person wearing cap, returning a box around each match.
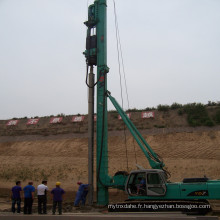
[74,181,89,207]
[37,180,49,214]
[51,182,65,215]
[23,181,35,214]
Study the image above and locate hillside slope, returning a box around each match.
[0,128,219,191]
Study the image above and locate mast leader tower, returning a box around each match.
[84,0,111,206]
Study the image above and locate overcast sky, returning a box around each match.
[0,0,219,120]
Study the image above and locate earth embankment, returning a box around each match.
[0,127,219,191]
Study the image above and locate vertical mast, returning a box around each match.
[84,0,110,206]
[96,0,110,206]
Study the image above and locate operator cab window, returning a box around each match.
[127,172,146,196]
[146,172,166,195]
[147,173,163,184]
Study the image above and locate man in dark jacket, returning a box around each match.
[11,181,22,213]
[51,182,65,215]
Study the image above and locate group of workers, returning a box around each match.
[11,180,88,215]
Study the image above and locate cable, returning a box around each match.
[123,124,129,171]
[132,137,138,165]
[113,0,130,110]
[113,0,130,171]
[113,0,123,109]
[85,63,103,88]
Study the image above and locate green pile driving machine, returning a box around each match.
[84,0,220,213]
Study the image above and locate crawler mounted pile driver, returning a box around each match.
[84,0,220,213]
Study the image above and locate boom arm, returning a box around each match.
[107,91,165,170]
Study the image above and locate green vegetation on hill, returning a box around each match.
[126,101,219,127]
[156,102,220,127]
[158,102,220,127]
[182,103,214,127]
[214,108,220,125]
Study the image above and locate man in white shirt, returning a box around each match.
[37,180,49,214]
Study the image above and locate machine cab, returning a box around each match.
[126,169,167,197]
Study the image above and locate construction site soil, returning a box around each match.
[0,109,220,212]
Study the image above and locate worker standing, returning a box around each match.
[74,181,89,206]
[11,181,22,213]
[37,180,49,214]
[51,182,65,215]
[23,181,35,214]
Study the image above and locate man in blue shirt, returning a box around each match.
[137,177,146,195]
[11,181,22,213]
[51,182,65,215]
[74,182,89,206]
[23,182,35,214]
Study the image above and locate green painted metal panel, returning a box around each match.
[207,181,220,199]
[95,0,110,205]
[128,181,220,200]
